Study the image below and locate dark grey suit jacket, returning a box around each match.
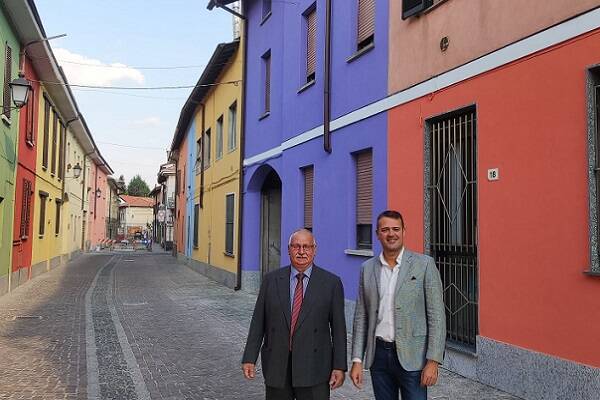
[242,265,347,388]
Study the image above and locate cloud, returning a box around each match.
[131,117,161,127]
[53,47,145,87]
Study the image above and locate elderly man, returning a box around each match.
[350,210,446,400]
[242,229,347,400]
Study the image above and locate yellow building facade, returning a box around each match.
[31,87,66,273]
[188,38,243,288]
[61,126,87,259]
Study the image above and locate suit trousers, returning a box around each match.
[370,338,426,400]
[266,354,330,400]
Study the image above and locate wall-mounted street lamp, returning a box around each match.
[8,75,32,108]
[96,188,101,198]
[66,162,82,179]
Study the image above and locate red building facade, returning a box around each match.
[11,56,40,284]
[387,11,600,400]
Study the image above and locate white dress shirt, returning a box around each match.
[375,248,404,342]
[353,248,404,363]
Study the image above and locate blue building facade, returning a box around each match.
[240,0,390,301]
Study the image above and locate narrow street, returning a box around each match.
[0,254,519,400]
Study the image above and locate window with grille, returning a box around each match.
[355,150,373,249]
[426,106,478,348]
[20,179,33,239]
[39,192,48,236]
[303,166,314,230]
[357,0,375,50]
[225,194,235,255]
[262,51,271,115]
[228,101,237,151]
[587,68,600,274]
[3,43,12,119]
[305,6,317,83]
[25,86,35,145]
[193,203,199,248]
[203,129,211,169]
[42,97,50,168]
[216,115,224,160]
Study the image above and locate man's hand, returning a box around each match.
[349,362,364,389]
[329,369,345,390]
[242,363,256,380]
[420,360,439,386]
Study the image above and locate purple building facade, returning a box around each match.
[240,0,389,301]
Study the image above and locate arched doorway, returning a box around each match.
[261,170,282,276]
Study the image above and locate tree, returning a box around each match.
[127,175,150,197]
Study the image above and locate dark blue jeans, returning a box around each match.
[370,338,426,400]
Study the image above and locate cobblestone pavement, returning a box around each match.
[0,253,521,399]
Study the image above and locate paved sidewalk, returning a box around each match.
[0,254,520,399]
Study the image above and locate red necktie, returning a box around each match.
[289,273,304,350]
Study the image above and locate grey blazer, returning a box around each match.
[351,250,446,371]
[242,265,347,388]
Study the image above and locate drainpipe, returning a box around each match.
[235,14,248,291]
[200,103,205,208]
[323,0,332,153]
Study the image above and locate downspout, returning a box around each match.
[235,14,248,291]
[200,103,205,208]
[323,0,332,153]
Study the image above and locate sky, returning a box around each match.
[34,0,235,189]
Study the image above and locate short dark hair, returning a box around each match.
[376,210,404,230]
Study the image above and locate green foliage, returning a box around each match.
[127,175,150,197]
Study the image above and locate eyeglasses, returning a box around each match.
[378,226,403,234]
[289,244,316,252]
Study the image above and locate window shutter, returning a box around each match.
[357,0,375,46]
[193,204,199,247]
[43,98,50,168]
[303,166,314,229]
[20,180,29,237]
[306,9,317,79]
[26,87,35,144]
[265,55,271,113]
[3,43,11,119]
[402,0,432,20]
[51,110,58,174]
[356,151,373,225]
[225,194,235,254]
[58,123,65,179]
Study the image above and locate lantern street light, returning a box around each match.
[8,74,32,109]
[72,162,82,179]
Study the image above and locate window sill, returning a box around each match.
[344,249,374,257]
[346,42,375,64]
[259,111,270,121]
[193,246,199,249]
[297,79,315,94]
[1,114,11,126]
[224,251,235,258]
[39,235,44,239]
[445,340,477,357]
[584,269,600,277]
[260,11,272,26]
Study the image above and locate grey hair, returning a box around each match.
[288,228,317,247]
